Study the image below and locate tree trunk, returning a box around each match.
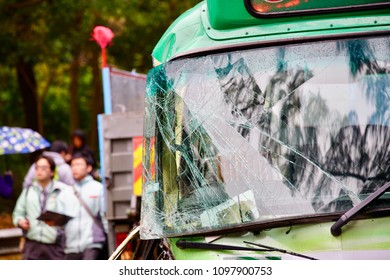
[38,67,57,135]
[69,52,80,134]
[37,99,43,134]
[89,48,104,154]
[16,59,39,132]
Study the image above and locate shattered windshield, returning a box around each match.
[141,36,390,239]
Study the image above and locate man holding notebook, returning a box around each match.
[13,155,69,260]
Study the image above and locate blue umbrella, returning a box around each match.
[0,126,50,155]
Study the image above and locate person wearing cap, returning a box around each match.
[67,129,97,169]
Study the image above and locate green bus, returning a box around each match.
[140,0,390,260]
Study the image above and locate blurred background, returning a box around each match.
[0,0,200,225]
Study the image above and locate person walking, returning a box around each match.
[23,140,74,188]
[12,155,69,260]
[57,152,107,260]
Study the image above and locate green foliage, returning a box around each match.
[108,0,201,72]
[0,66,24,126]
[0,0,201,129]
[0,0,201,215]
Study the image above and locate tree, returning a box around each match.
[0,0,201,149]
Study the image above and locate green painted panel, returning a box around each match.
[248,0,390,15]
[168,217,390,259]
[152,1,390,64]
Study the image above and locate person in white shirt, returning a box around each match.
[57,152,107,260]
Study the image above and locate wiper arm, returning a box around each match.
[176,239,273,252]
[176,239,318,260]
[331,181,390,237]
[244,241,317,260]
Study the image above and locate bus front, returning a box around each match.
[140,0,390,260]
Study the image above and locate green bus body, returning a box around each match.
[152,0,390,64]
[141,0,390,260]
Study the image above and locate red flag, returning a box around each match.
[92,26,114,67]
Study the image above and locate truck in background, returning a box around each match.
[97,67,146,259]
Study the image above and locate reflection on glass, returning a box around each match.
[141,36,390,239]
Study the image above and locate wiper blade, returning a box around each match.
[176,239,317,260]
[331,181,390,237]
[176,239,273,252]
[244,241,317,260]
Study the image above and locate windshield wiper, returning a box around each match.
[331,181,390,236]
[176,239,273,253]
[176,239,317,260]
[243,241,317,260]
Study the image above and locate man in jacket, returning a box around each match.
[23,140,74,188]
[57,152,107,260]
[13,155,68,260]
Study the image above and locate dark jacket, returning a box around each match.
[0,174,13,198]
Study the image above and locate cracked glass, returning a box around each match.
[141,36,390,239]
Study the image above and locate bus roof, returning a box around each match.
[151,0,390,65]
